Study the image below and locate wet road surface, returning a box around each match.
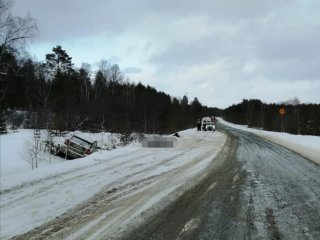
[122,123,320,240]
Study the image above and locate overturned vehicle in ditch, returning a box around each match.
[58,134,98,159]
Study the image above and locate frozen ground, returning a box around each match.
[0,128,227,239]
[218,118,320,165]
[0,130,123,177]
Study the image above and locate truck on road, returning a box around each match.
[201,117,216,131]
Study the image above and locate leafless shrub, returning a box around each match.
[22,133,41,169]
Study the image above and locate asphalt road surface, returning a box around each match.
[122,122,320,240]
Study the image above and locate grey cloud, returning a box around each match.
[107,56,121,63]
[123,67,142,74]
[149,30,249,71]
[149,8,320,82]
[251,24,320,81]
[150,34,223,67]
[255,26,320,61]
[256,59,320,81]
[13,0,292,42]
[11,0,320,107]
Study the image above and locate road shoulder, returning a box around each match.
[218,118,320,166]
[255,133,320,166]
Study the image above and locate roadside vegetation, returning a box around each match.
[222,98,320,136]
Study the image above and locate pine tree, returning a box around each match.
[45,45,73,77]
[0,110,7,134]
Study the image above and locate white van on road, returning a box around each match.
[201,117,216,131]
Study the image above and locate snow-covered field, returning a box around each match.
[0,128,227,239]
[0,129,123,177]
[218,118,320,165]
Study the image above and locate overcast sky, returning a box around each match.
[12,0,320,108]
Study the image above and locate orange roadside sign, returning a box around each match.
[279,108,285,115]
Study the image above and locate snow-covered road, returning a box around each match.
[0,129,226,239]
[122,121,320,240]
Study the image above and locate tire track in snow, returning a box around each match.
[1,150,156,208]
[0,148,143,194]
[8,137,223,240]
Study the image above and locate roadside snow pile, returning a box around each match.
[218,118,320,165]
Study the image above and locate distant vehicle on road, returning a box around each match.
[201,117,215,131]
[59,134,97,159]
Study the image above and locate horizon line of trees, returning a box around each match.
[0,0,221,135]
[222,98,320,136]
[1,44,220,134]
[2,0,319,137]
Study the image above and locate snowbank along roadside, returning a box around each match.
[218,118,320,165]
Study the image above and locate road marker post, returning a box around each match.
[279,108,285,132]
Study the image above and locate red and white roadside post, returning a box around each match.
[279,108,285,133]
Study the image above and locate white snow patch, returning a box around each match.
[176,217,201,240]
[207,182,217,192]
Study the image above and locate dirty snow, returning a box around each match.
[0,128,226,239]
[218,118,320,165]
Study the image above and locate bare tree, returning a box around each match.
[22,130,41,169]
[0,0,37,103]
[33,62,53,128]
[0,0,37,51]
[80,62,91,103]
